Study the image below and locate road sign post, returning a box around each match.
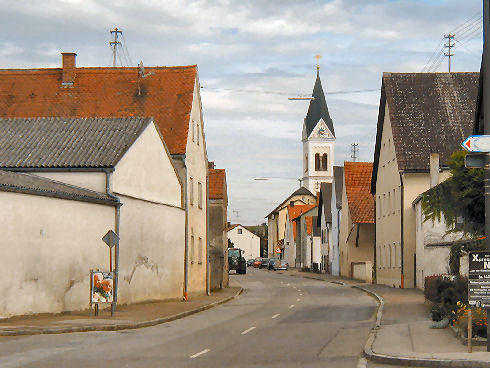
[101,230,119,316]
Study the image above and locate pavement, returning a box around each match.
[287,269,490,368]
[0,285,242,336]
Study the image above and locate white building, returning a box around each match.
[227,225,261,260]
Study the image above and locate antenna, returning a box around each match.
[110,28,122,67]
[444,33,455,73]
[233,210,240,219]
[351,143,359,162]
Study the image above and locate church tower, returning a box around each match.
[302,67,335,194]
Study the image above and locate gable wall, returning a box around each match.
[36,171,107,193]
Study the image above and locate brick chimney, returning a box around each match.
[208,161,215,170]
[61,52,77,86]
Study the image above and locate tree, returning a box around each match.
[421,150,484,236]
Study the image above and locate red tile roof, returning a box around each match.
[306,216,313,235]
[208,168,226,200]
[287,203,317,222]
[226,224,240,232]
[344,162,374,224]
[0,59,197,155]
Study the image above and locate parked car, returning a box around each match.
[253,258,262,268]
[247,258,255,267]
[268,258,279,270]
[259,258,270,269]
[274,259,289,271]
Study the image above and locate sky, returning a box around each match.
[0,0,484,225]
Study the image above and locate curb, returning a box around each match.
[295,272,490,367]
[0,287,243,337]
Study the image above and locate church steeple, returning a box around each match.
[304,71,335,138]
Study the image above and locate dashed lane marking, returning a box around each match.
[272,314,280,319]
[297,298,301,302]
[299,293,303,296]
[289,304,295,309]
[356,357,367,368]
[241,326,256,335]
[190,349,210,359]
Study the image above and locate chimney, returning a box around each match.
[290,201,295,207]
[61,52,77,86]
[208,161,215,170]
[429,153,440,188]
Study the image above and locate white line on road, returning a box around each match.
[241,326,256,335]
[293,286,297,289]
[298,289,301,292]
[190,349,210,359]
[272,314,280,319]
[289,304,295,309]
[297,298,301,302]
[299,293,303,296]
[287,283,290,286]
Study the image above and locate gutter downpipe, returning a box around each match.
[399,172,405,288]
[183,162,189,301]
[206,169,210,296]
[106,169,121,315]
[373,193,377,284]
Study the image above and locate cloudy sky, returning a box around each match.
[0,0,483,225]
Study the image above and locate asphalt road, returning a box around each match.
[0,268,384,367]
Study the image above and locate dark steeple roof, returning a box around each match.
[304,70,335,138]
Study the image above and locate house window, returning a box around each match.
[192,120,195,142]
[198,182,203,209]
[315,153,320,171]
[189,177,194,206]
[392,189,396,214]
[388,191,391,215]
[238,228,242,234]
[197,124,200,146]
[198,237,203,264]
[191,234,195,264]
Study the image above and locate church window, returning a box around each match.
[322,154,328,171]
[315,154,320,171]
[305,155,308,172]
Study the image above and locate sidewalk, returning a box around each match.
[289,269,490,367]
[0,286,242,337]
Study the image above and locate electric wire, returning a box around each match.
[200,86,380,96]
[121,33,134,67]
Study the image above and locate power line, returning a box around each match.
[109,28,122,67]
[200,86,380,96]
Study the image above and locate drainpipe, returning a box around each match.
[183,163,189,301]
[106,169,121,314]
[373,193,377,284]
[206,169,210,296]
[399,173,404,288]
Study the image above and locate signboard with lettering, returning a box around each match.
[468,251,490,308]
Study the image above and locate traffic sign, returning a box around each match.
[465,153,487,168]
[462,135,490,152]
[102,230,119,248]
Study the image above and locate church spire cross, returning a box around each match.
[315,54,322,72]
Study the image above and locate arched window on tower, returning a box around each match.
[315,154,320,171]
[322,154,328,171]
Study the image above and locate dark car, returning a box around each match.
[274,259,289,271]
[268,258,279,270]
[259,258,269,269]
[247,258,255,267]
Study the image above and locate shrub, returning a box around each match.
[424,275,442,303]
[425,275,468,320]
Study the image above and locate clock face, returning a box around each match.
[318,128,327,137]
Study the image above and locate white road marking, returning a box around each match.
[190,349,211,359]
[289,304,295,309]
[299,293,303,296]
[298,289,301,292]
[241,326,256,335]
[272,314,280,319]
[356,357,367,368]
[297,298,301,302]
[293,286,297,289]
[287,283,291,286]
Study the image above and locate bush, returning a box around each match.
[425,275,468,320]
[430,303,445,322]
[452,302,487,338]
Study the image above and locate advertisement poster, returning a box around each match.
[91,271,114,304]
[468,251,490,308]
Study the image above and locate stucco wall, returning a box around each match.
[209,199,228,290]
[117,195,185,304]
[0,191,115,317]
[36,171,107,193]
[183,78,208,296]
[113,123,181,207]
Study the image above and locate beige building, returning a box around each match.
[266,187,316,258]
[0,52,209,298]
[372,72,479,288]
[0,117,185,317]
[339,162,375,282]
[208,163,228,290]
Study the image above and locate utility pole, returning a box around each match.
[483,0,490,352]
[351,143,359,162]
[444,33,455,73]
[110,28,122,67]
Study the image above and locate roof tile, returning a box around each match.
[208,168,226,200]
[344,162,374,223]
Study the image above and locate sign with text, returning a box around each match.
[462,135,490,153]
[91,271,114,304]
[468,251,490,308]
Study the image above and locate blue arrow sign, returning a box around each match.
[462,135,490,153]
